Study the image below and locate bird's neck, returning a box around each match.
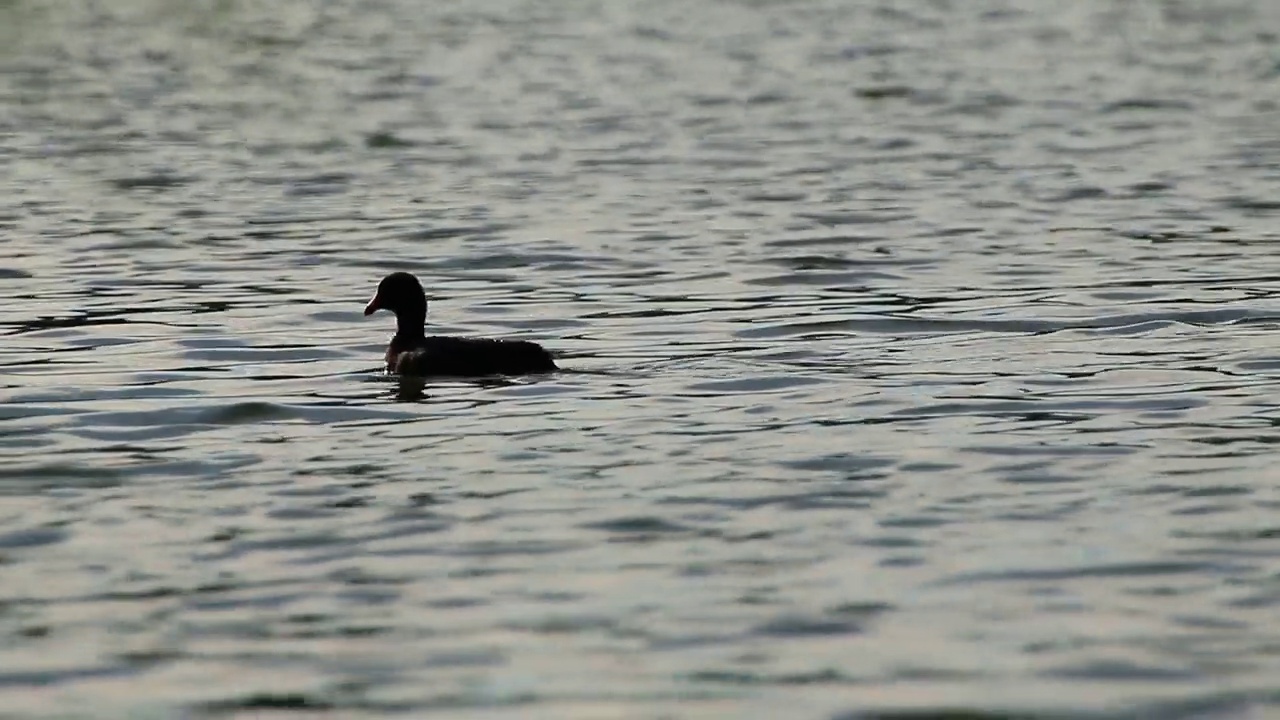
[393,308,426,344]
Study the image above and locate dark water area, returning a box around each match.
[3,1,1280,717]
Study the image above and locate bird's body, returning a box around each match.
[385,334,557,376]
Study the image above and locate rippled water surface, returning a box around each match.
[4,1,1280,717]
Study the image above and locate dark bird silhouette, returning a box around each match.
[363,272,558,377]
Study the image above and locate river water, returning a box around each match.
[3,1,1280,718]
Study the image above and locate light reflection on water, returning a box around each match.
[2,0,1280,717]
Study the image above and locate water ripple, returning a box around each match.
[2,0,1280,718]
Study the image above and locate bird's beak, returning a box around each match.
[363,293,382,316]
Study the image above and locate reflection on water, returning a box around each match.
[3,0,1280,717]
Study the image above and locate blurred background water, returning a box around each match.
[3,0,1280,717]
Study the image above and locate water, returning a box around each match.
[3,0,1280,717]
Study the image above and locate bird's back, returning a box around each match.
[392,335,557,377]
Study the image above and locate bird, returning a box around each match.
[363,271,558,377]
